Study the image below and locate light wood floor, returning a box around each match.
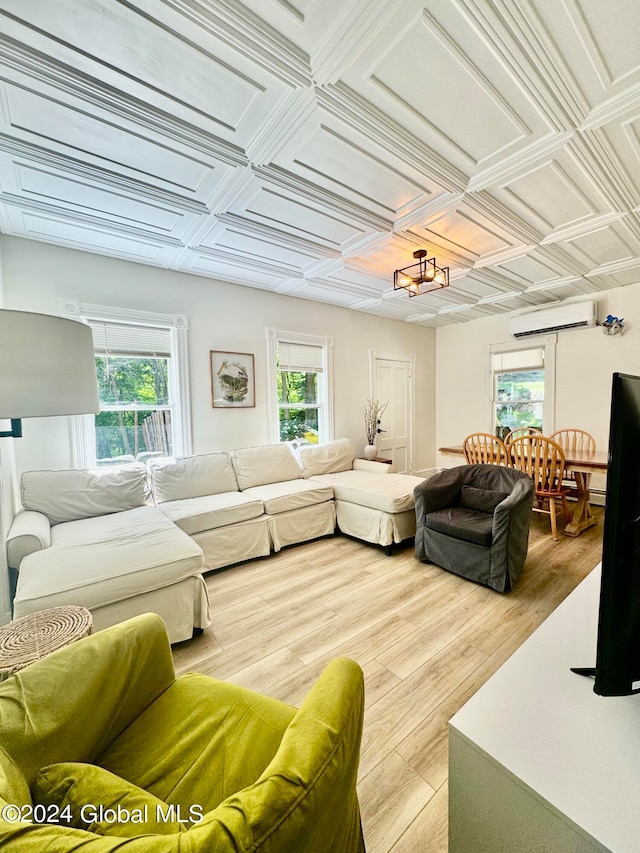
[173,508,604,853]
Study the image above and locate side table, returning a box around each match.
[0,605,93,679]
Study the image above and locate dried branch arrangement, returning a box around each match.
[361,397,388,444]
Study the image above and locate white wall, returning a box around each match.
[435,286,640,494]
[0,236,437,476]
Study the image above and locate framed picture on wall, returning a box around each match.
[210,351,255,408]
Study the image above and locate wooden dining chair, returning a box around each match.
[549,428,597,497]
[549,428,596,455]
[504,426,539,446]
[508,434,571,540]
[462,432,508,465]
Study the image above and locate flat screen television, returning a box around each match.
[572,372,640,695]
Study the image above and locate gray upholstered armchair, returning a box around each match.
[414,464,535,592]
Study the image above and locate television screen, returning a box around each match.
[589,373,640,696]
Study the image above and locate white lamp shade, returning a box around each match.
[0,310,99,419]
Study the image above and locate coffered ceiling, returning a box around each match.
[1,0,639,326]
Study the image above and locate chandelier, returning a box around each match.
[393,249,450,296]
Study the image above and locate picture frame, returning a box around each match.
[210,350,255,408]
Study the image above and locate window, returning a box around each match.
[267,329,333,445]
[490,339,555,439]
[91,321,174,463]
[65,303,190,467]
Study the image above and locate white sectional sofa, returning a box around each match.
[6,439,424,641]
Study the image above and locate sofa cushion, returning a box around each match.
[297,438,355,478]
[230,444,302,490]
[148,453,238,503]
[13,506,204,617]
[158,493,265,535]
[33,762,186,836]
[21,464,149,525]
[425,506,494,547]
[243,480,334,515]
[460,484,509,514]
[310,470,424,513]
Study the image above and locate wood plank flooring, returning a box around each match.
[172,508,605,853]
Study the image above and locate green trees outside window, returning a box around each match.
[495,368,544,438]
[95,356,172,462]
[278,368,319,443]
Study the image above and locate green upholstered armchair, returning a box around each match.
[0,613,366,851]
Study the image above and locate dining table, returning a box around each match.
[438,444,608,537]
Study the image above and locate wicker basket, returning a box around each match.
[0,606,93,679]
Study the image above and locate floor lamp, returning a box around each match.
[0,310,99,437]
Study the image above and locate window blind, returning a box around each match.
[493,348,544,372]
[277,342,323,373]
[89,321,172,358]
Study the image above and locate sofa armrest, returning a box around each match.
[492,476,535,539]
[0,613,176,787]
[494,476,535,513]
[353,459,396,473]
[190,657,365,852]
[413,467,463,517]
[6,510,51,569]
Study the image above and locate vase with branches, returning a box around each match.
[361,397,388,457]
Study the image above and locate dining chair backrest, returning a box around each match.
[549,428,596,456]
[509,434,570,540]
[504,426,539,445]
[508,434,566,494]
[462,432,507,465]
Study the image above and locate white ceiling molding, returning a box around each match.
[0,0,640,326]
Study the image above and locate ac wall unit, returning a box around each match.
[509,301,596,338]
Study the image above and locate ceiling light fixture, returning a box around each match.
[393,249,450,297]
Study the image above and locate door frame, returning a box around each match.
[368,348,416,473]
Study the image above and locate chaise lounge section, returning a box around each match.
[297,438,426,552]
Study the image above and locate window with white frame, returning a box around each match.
[65,303,191,467]
[266,329,333,445]
[490,339,555,439]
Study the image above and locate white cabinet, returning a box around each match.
[449,566,640,852]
